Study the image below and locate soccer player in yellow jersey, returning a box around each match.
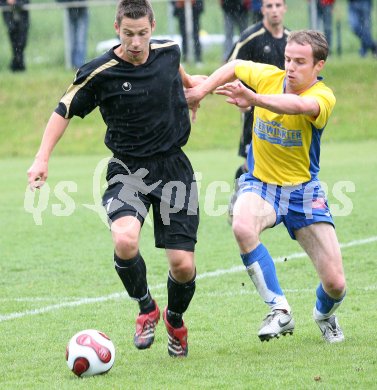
[186,30,346,343]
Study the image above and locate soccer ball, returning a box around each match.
[66,329,115,377]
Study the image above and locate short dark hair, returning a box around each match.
[262,0,286,5]
[115,0,154,26]
[287,30,329,63]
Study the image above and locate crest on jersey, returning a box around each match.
[122,82,132,91]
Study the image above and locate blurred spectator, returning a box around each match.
[172,0,204,64]
[348,0,377,57]
[309,0,335,53]
[58,0,89,69]
[220,0,250,61]
[0,0,29,72]
[250,0,263,23]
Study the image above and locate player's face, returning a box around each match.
[262,0,287,27]
[284,42,324,94]
[115,16,155,65]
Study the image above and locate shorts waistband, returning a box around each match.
[113,147,181,162]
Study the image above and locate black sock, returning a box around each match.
[167,309,184,328]
[114,252,154,313]
[139,294,155,314]
[167,271,196,328]
[235,164,248,180]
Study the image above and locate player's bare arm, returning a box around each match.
[27,112,70,190]
[185,60,240,110]
[179,65,207,88]
[215,80,320,116]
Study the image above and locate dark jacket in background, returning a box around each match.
[0,0,30,71]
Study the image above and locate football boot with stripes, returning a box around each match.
[163,308,188,357]
[134,300,160,350]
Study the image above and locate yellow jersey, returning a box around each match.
[235,61,336,185]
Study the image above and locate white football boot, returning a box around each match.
[314,309,344,343]
[258,309,295,342]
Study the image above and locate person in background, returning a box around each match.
[227,0,289,224]
[28,0,205,358]
[250,0,263,23]
[0,0,29,72]
[186,30,346,345]
[172,0,204,65]
[220,0,250,61]
[309,0,335,54]
[347,0,377,57]
[57,0,89,69]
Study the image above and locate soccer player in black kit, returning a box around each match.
[227,0,290,221]
[27,0,205,358]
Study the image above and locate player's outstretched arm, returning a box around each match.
[215,80,255,108]
[184,60,240,122]
[216,80,320,116]
[27,112,70,190]
[185,60,240,108]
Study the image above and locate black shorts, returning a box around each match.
[238,108,254,158]
[102,149,199,252]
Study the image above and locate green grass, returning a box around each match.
[1,1,377,387]
[1,143,377,389]
[1,0,377,158]
[0,55,377,158]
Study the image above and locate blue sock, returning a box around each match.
[241,243,284,299]
[316,283,345,316]
[241,243,269,267]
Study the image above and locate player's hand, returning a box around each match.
[190,102,200,123]
[27,159,48,191]
[184,86,202,122]
[239,105,252,113]
[215,80,254,109]
[187,74,208,88]
[185,86,201,110]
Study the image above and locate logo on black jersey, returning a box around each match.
[263,45,272,54]
[122,82,132,91]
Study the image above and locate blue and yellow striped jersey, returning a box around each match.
[235,61,336,185]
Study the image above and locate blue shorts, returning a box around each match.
[238,173,335,240]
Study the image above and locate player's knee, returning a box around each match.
[232,219,259,246]
[323,277,346,299]
[170,258,195,282]
[113,233,139,259]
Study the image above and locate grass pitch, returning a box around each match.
[1,143,377,389]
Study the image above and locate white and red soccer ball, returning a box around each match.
[66,329,115,377]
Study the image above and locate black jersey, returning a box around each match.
[55,40,190,158]
[228,21,290,69]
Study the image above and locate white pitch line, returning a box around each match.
[1,236,377,323]
[162,285,377,299]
